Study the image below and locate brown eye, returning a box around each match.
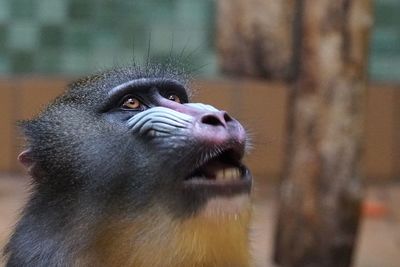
[167,94,181,103]
[122,97,141,109]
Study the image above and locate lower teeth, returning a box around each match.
[215,168,240,181]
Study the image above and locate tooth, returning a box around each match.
[222,169,227,181]
[235,168,240,179]
[222,168,229,181]
[225,168,236,181]
[216,170,225,180]
[229,168,240,181]
[228,169,235,180]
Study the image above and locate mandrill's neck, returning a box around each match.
[80,198,252,267]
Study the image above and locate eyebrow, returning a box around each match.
[108,78,187,97]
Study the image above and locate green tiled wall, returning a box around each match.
[0,0,398,81]
[370,0,400,82]
[0,0,216,76]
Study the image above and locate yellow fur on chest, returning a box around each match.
[80,206,252,267]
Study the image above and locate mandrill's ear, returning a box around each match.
[18,149,34,169]
[18,149,43,181]
[17,120,43,180]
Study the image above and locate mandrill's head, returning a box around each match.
[6,65,253,267]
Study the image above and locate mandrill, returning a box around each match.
[4,64,253,267]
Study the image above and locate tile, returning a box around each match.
[7,21,39,50]
[60,49,91,75]
[9,0,36,19]
[372,28,400,54]
[64,24,93,51]
[0,24,8,51]
[202,0,216,32]
[10,50,35,74]
[35,48,62,74]
[92,30,120,49]
[370,55,400,82]
[150,26,176,54]
[0,0,219,76]
[120,28,149,52]
[89,47,121,71]
[174,0,210,29]
[37,0,67,24]
[171,29,206,56]
[39,25,64,48]
[0,54,10,73]
[0,0,10,23]
[67,0,95,22]
[94,0,120,23]
[375,3,400,26]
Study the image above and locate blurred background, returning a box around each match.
[0,0,399,266]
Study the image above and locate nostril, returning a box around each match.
[223,112,232,122]
[201,114,224,126]
[200,111,232,127]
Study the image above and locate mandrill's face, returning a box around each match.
[21,68,252,219]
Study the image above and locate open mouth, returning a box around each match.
[183,148,252,195]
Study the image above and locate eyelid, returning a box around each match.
[163,91,187,103]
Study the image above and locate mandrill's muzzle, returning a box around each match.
[127,99,251,196]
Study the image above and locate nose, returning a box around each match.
[200,111,232,128]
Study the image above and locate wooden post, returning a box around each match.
[217,0,373,266]
[274,1,373,267]
[217,0,294,79]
